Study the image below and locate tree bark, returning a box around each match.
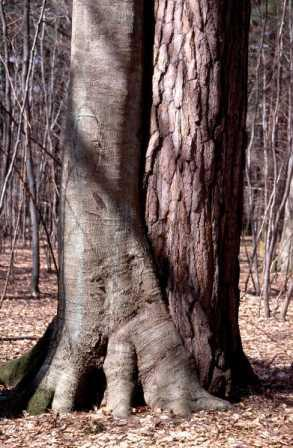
[145,0,254,394]
[22,0,40,297]
[279,163,293,273]
[0,0,230,418]
[0,1,12,187]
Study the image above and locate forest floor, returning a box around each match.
[0,242,292,448]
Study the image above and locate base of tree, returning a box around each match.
[0,309,236,419]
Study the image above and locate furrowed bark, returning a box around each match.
[145,0,255,394]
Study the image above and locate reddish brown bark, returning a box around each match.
[145,0,254,395]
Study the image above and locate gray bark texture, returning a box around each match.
[0,0,252,418]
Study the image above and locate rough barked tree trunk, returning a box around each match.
[0,0,230,418]
[145,0,254,394]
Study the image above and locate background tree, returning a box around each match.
[244,0,293,317]
[22,0,40,297]
[0,0,69,296]
[279,174,293,272]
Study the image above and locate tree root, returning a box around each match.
[0,320,56,417]
[27,388,54,415]
[104,303,231,419]
[0,319,55,388]
[0,308,232,419]
[0,381,54,418]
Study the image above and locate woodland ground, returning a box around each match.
[0,241,292,448]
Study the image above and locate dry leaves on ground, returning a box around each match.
[0,245,292,447]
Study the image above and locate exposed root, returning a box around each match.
[103,303,231,418]
[191,395,231,411]
[27,387,54,415]
[0,319,55,388]
[0,378,54,418]
[0,320,57,417]
[0,302,232,420]
[51,364,79,413]
[164,400,192,417]
[0,351,35,388]
[104,330,136,418]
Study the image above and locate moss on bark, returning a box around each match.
[27,388,54,415]
[0,351,34,387]
[0,319,55,388]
